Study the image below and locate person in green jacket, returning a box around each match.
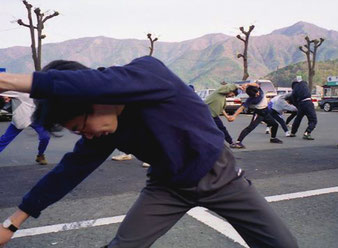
[205,83,241,146]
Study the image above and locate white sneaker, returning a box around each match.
[111,154,133,161]
[142,162,150,168]
[265,127,271,134]
[285,131,291,137]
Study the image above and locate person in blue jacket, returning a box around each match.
[289,80,317,140]
[0,57,298,248]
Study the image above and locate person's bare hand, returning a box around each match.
[0,225,14,246]
[227,116,235,122]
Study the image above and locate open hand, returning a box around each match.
[0,225,14,246]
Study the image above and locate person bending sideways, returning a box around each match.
[204,83,242,147]
[0,57,298,248]
[0,91,50,164]
[289,80,317,140]
[228,83,283,149]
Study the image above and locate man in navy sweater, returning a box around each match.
[0,57,297,248]
[289,80,317,140]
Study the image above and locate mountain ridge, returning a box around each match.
[0,22,337,89]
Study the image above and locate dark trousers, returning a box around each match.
[286,111,297,125]
[213,116,233,144]
[106,144,298,248]
[270,109,288,132]
[291,100,317,134]
[0,123,50,155]
[237,108,279,142]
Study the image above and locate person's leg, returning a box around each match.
[213,116,233,144]
[0,123,23,153]
[106,181,193,248]
[199,176,298,248]
[270,110,288,132]
[286,111,297,125]
[30,123,50,155]
[263,113,279,139]
[291,107,305,135]
[237,113,264,143]
[303,101,317,134]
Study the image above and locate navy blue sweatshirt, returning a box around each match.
[291,81,311,105]
[19,56,224,218]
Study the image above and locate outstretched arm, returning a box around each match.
[0,73,33,93]
[0,210,29,245]
[228,105,245,122]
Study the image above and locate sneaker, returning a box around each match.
[229,143,237,148]
[231,142,246,149]
[303,133,314,140]
[142,162,150,168]
[36,154,48,165]
[265,127,271,134]
[111,154,133,161]
[270,138,283,144]
[285,131,291,137]
[288,133,296,137]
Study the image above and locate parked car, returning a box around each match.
[0,96,12,121]
[276,87,292,95]
[311,95,322,108]
[196,88,215,101]
[319,98,338,112]
[318,84,338,112]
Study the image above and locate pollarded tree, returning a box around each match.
[299,36,325,90]
[17,0,59,71]
[147,33,158,56]
[236,25,255,81]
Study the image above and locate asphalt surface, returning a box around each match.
[0,110,337,248]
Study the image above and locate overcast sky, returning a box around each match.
[0,0,337,48]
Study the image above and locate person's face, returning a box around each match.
[226,92,236,98]
[63,104,123,139]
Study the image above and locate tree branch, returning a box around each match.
[43,11,59,23]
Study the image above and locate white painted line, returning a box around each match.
[11,185,338,248]
[265,186,338,202]
[13,215,125,238]
[187,207,249,247]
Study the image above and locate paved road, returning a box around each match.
[0,111,337,248]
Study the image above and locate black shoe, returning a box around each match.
[270,138,283,144]
[303,133,314,140]
[288,133,296,137]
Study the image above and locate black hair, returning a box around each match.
[246,86,259,97]
[291,81,298,89]
[232,88,239,96]
[33,60,92,133]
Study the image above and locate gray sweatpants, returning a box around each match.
[105,144,298,248]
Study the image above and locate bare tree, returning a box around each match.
[147,33,158,56]
[17,0,59,71]
[299,36,325,90]
[236,25,255,81]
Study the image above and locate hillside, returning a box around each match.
[0,21,337,89]
[265,59,338,87]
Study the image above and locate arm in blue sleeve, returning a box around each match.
[31,56,177,104]
[242,97,253,108]
[18,135,115,218]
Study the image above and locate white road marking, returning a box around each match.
[13,215,125,238]
[12,185,338,247]
[187,207,249,247]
